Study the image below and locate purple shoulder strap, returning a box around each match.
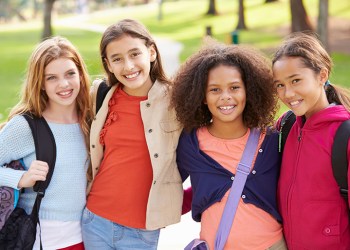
[214,128,261,250]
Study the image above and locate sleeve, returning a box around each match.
[0,115,35,188]
[181,186,193,215]
[347,140,350,208]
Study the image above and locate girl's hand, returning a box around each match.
[18,160,49,188]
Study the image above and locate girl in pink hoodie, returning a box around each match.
[273,33,350,250]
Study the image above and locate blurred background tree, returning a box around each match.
[290,0,313,32]
[207,0,218,15]
[236,0,247,30]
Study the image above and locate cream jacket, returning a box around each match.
[88,79,183,230]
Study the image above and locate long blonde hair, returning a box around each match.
[3,36,92,146]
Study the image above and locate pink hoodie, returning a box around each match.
[278,105,350,250]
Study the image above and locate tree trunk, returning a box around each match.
[42,0,55,40]
[32,0,39,18]
[290,0,313,32]
[206,0,218,15]
[317,0,329,51]
[236,0,247,30]
[158,0,163,21]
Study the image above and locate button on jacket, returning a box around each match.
[177,129,282,223]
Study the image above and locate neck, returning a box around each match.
[207,121,248,139]
[42,105,79,124]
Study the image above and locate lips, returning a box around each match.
[124,71,140,79]
[219,105,235,110]
[289,99,302,107]
[57,89,73,97]
[218,105,236,114]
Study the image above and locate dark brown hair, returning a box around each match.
[100,19,169,86]
[272,32,350,111]
[171,40,278,131]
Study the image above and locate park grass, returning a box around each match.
[0,28,102,120]
[0,0,350,121]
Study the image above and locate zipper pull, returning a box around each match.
[298,130,302,141]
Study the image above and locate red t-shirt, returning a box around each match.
[87,88,153,229]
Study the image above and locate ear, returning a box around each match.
[149,45,157,62]
[319,68,329,84]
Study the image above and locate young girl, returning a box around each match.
[82,19,183,249]
[273,33,350,250]
[0,36,92,249]
[171,40,287,249]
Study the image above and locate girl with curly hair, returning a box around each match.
[171,40,286,249]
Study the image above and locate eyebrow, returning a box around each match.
[45,68,77,76]
[273,74,300,84]
[109,48,140,59]
[207,80,241,86]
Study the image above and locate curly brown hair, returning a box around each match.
[171,40,278,132]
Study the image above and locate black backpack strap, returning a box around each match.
[279,110,296,153]
[22,113,56,195]
[331,120,350,200]
[96,80,111,114]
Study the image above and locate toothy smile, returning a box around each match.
[125,72,140,79]
[289,100,302,106]
[57,90,73,96]
[219,105,235,110]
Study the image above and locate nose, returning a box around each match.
[124,58,135,71]
[59,78,69,88]
[220,90,232,101]
[283,85,295,99]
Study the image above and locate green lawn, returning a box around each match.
[0,0,349,121]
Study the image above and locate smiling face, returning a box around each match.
[205,64,246,131]
[104,35,157,96]
[273,56,329,119]
[44,57,80,111]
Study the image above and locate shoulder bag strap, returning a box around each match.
[214,128,261,250]
[22,114,56,216]
[95,79,111,114]
[331,119,350,201]
[23,113,57,250]
[279,110,296,153]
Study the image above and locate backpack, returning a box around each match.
[95,80,111,114]
[0,113,56,250]
[279,110,349,204]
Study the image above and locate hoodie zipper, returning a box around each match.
[285,128,303,245]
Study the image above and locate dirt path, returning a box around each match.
[328,17,350,54]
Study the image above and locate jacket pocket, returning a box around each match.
[160,120,181,133]
[299,201,341,248]
[158,120,182,152]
